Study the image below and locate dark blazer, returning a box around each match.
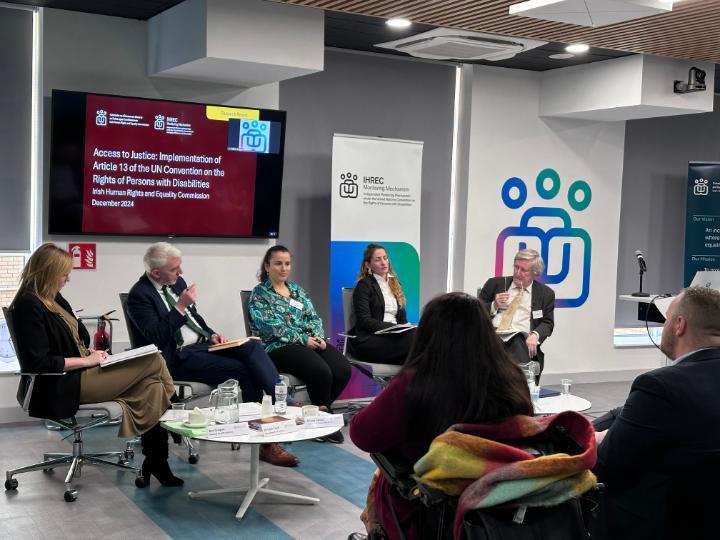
[478,276,555,365]
[350,276,408,343]
[10,291,88,420]
[126,274,215,365]
[594,348,720,540]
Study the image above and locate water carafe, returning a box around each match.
[209,379,241,424]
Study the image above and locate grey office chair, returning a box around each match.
[341,287,401,389]
[118,293,211,464]
[240,290,309,403]
[3,306,139,502]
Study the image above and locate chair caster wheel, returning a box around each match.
[188,454,199,464]
[64,490,77,502]
[5,478,18,490]
[124,450,134,460]
[43,468,53,473]
[118,458,129,465]
[135,475,148,488]
[230,443,240,451]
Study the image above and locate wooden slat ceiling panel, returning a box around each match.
[273,0,720,64]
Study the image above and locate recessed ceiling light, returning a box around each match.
[387,18,412,28]
[549,53,574,60]
[565,43,589,54]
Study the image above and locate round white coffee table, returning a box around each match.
[534,394,592,414]
[162,406,341,520]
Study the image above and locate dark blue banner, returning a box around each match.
[685,162,720,285]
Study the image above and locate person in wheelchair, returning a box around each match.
[349,292,534,539]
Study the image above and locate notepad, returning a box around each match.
[208,338,250,352]
[101,344,159,367]
[374,323,416,335]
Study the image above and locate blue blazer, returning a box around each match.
[126,274,215,366]
[594,347,720,539]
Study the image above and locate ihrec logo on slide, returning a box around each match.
[339,172,359,198]
[495,168,592,308]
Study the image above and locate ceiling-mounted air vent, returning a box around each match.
[375,28,546,61]
[509,0,673,27]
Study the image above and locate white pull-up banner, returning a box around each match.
[329,134,423,399]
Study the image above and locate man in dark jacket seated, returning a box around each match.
[593,286,720,540]
[127,242,298,467]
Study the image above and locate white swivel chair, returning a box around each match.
[239,290,309,403]
[341,287,401,389]
[118,293,211,464]
[3,306,140,502]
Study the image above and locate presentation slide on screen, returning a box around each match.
[81,95,280,236]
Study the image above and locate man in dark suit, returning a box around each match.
[593,286,720,539]
[127,242,298,467]
[478,248,555,376]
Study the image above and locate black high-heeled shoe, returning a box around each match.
[138,457,184,487]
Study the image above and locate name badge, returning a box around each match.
[289,299,303,311]
[532,309,544,319]
[207,422,249,438]
[304,414,345,429]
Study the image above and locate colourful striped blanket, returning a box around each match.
[413,411,597,539]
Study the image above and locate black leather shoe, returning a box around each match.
[140,457,184,487]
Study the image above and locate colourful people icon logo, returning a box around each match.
[496,168,592,308]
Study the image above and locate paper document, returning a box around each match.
[101,344,158,367]
[374,323,416,335]
[208,337,249,352]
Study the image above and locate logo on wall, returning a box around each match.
[69,243,96,270]
[154,115,165,131]
[693,178,709,196]
[95,110,107,126]
[339,172,359,198]
[495,168,592,308]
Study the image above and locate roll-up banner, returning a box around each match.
[330,134,423,399]
[685,162,720,285]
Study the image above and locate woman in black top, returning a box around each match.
[348,243,416,365]
[10,243,182,487]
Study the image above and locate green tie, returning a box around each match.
[161,285,211,346]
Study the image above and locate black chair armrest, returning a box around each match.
[371,451,421,501]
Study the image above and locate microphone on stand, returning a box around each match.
[635,250,647,273]
[632,249,650,297]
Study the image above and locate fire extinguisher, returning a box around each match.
[94,318,111,353]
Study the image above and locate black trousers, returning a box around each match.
[171,339,278,403]
[348,329,416,365]
[269,344,352,408]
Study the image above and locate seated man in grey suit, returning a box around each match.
[127,242,298,467]
[593,287,720,540]
[478,248,555,377]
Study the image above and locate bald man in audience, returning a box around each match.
[593,286,720,540]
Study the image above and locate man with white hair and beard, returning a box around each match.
[593,286,720,540]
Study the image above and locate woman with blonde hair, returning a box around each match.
[348,243,416,365]
[9,243,181,487]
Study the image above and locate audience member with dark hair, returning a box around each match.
[248,245,351,442]
[593,286,720,540]
[10,243,182,487]
[350,292,533,539]
[348,243,416,365]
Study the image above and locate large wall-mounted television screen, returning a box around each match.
[48,89,286,238]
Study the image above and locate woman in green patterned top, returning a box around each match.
[248,246,351,426]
